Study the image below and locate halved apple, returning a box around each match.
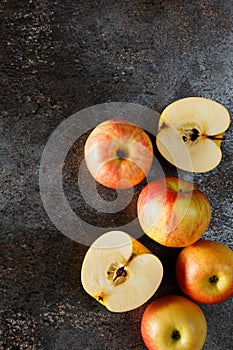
[81,231,163,312]
[156,97,230,172]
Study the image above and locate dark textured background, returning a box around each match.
[0,0,232,349]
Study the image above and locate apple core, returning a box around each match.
[107,262,128,286]
[179,123,201,145]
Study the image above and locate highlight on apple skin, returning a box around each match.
[84,119,153,189]
[137,176,211,248]
[141,295,207,350]
[176,239,233,304]
[81,230,163,312]
[156,97,230,173]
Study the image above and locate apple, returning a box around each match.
[156,97,230,172]
[84,119,153,189]
[141,295,207,350]
[81,230,163,312]
[137,176,211,247]
[176,239,233,304]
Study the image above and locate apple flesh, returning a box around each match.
[141,295,207,350]
[156,97,230,172]
[176,239,233,304]
[137,176,211,247]
[84,119,153,189]
[81,230,163,312]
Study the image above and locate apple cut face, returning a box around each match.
[81,231,163,312]
[156,97,230,172]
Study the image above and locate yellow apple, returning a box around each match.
[141,295,207,350]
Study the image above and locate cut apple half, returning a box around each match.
[81,230,163,312]
[156,97,230,172]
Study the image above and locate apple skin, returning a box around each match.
[137,176,211,247]
[176,240,233,304]
[84,119,153,189]
[141,295,207,350]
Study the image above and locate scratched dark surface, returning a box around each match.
[0,1,233,349]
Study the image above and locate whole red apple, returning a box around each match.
[176,239,233,304]
[141,295,207,350]
[84,119,153,189]
[137,176,211,247]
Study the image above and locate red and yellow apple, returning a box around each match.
[176,239,233,304]
[81,230,163,312]
[137,176,211,247]
[141,295,207,350]
[84,119,153,189]
[156,97,230,172]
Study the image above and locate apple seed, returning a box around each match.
[178,124,201,145]
[107,263,128,286]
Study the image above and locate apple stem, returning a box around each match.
[207,135,225,141]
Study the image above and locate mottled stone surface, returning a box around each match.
[0,0,232,349]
